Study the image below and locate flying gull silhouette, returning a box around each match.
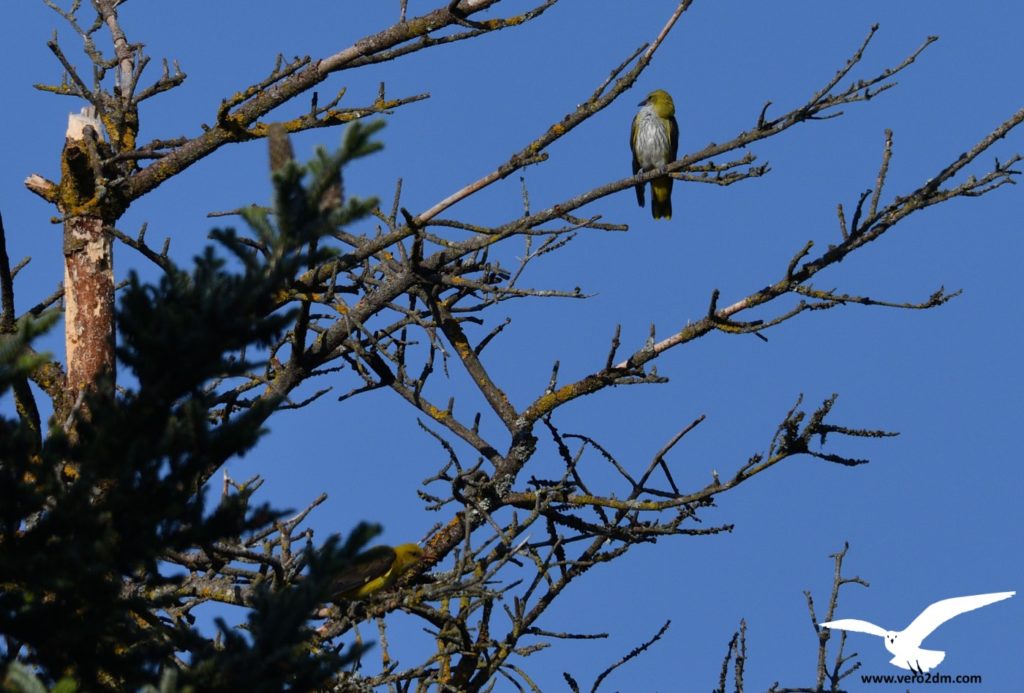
[820,591,1014,672]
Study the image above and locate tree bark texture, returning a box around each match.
[63,215,113,396]
[61,109,115,398]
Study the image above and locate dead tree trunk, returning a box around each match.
[60,109,115,402]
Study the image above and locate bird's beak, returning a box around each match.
[637,97,649,106]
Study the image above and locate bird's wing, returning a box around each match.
[331,545,397,596]
[630,113,641,175]
[903,592,1015,644]
[668,114,679,161]
[630,113,644,206]
[819,619,887,637]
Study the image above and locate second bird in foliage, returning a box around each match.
[331,543,425,600]
[631,89,679,220]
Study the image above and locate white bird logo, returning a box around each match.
[820,591,1014,672]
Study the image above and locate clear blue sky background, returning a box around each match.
[3,1,1022,690]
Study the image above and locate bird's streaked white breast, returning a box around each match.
[633,106,672,170]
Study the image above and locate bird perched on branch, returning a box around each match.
[330,543,425,600]
[631,89,679,220]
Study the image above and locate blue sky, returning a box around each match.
[3,1,1022,690]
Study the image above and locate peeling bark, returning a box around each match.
[61,108,115,398]
[63,215,114,396]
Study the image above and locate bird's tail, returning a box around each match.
[650,176,673,220]
[892,649,945,673]
[634,181,646,208]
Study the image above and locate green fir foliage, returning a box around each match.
[1,123,386,691]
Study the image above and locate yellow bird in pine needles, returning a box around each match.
[331,543,425,600]
[631,89,679,220]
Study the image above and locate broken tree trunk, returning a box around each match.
[61,108,115,401]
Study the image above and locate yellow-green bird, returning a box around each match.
[631,89,679,220]
[331,543,425,600]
